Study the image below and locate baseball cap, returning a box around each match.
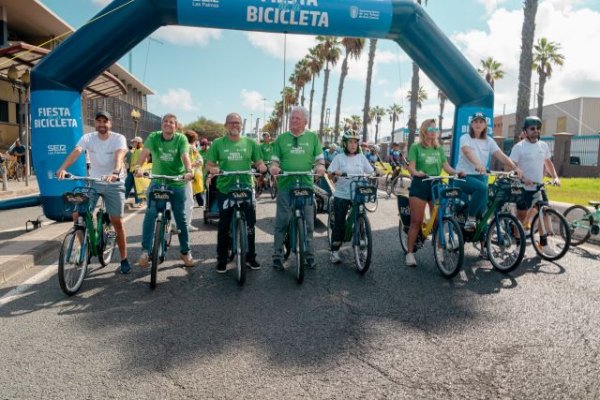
[471,112,486,122]
[200,138,209,145]
[95,111,112,120]
[131,136,143,143]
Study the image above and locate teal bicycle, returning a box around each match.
[563,201,600,246]
[58,174,117,295]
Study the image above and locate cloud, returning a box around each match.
[149,88,198,113]
[241,89,267,111]
[476,0,508,15]
[244,32,317,62]
[153,26,222,47]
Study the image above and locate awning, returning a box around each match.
[0,42,127,98]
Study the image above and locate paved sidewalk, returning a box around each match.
[0,174,40,200]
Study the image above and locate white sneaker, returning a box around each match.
[543,245,558,258]
[138,251,149,268]
[406,253,417,267]
[187,224,199,232]
[330,251,342,264]
[437,250,444,263]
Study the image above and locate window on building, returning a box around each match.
[557,116,567,133]
[0,100,8,123]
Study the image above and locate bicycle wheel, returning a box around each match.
[486,213,525,273]
[150,217,165,289]
[98,215,116,267]
[398,218,409,254]
[295,217,305,284]
[327,201,334,248]
[235,217,248,286]
[58,228,89,296]
[432,217,464,278]
[563,205,592,246]
[391,174,412,196]
[530,208,571,261]
[385,175,393,196]
[15,163,24,181]
[353,214,372,274]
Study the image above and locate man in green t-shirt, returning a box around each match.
[269,106,326,270]
[206,113,267,273]
[256,132,274,195]
[135,113,195,268]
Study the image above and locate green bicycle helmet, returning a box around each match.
[523,115,542,129]
[341,128,361,154]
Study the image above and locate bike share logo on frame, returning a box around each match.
[192,0,219,8]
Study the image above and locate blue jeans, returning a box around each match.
[455,175,488,219]
[141,184,190,254]
[124,172,141,204]
[272,191,315,263]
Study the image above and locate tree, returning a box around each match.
[280,86,297,130]
[362,38,377,143]
[369,106,386,143]
[387,104,403,144]
[185,117,227,141]
[514,0,539,142]
[437,90,447,133]
[407,0,429,150]
[315,36,342,139]
[406,87,428,109]
[532,37,565,119]
[478,57,505,90]
[334,38,365,141]
[306,49,324,130]
[290,58,311,106]
[344,115,362,131]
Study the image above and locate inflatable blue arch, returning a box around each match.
[31,0,493,221]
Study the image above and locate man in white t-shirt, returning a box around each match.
[56,111,131,274]
[510,116,560,226]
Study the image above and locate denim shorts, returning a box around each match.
[408,177,433,202]
[89,181,126,217]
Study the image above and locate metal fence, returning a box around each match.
[570,135,599,166]
[85,97,161,140]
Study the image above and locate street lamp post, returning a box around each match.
[130,109,141,137]
[7,65,31,186]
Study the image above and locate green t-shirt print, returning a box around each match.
[407,143,447,177]
[272,130,322,191]
[144,131,189,187]
[260,143,274,162]
[206,136,262,194]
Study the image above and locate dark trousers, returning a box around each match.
[331,197,352,251]
[217,193,257,263]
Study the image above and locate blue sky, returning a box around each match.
[39,0,600,140]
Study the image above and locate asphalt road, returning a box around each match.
[1,195,599,399]
[0,205,48,242]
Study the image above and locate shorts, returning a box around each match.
[89,181,126,217]
[516,189,545,211]
[408,177,433,202]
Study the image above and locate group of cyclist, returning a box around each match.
[54,105,561,277]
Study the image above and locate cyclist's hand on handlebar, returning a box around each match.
[315,164,326,176]
[475,164,487,174]
[334,170,343,177]
[414,171,427,178]
[524,178,534,186]
[184,172,194,182]
[258,164,268,174]
[270,165,281,176]
[552,177,561,187]
[55,169,67,180]
[209,167,220,175]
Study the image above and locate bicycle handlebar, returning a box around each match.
[213,170,261,176]
[423,175,465,182]
[60,173,120,182]
[276,171,320,177]
[143,173,186,181]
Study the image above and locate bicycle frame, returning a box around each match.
[280,172,317,254]
[425,177,463,247]
[219,171,256,257]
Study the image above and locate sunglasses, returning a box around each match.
[426,127,439,132]
[527,126,541,131]
[293,137,299,148]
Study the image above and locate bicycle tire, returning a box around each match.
[235,217,248,286]
[486,213,525,273]
[398,218,409,254]
[327,201,334,248]
[354,214,372,274]
[98,214,116,267]
[432,217,464,278]
[58,228,89,296]
[563,205,592,246]
[295,217,305,284]
[150,217,164,289]
[391,174,412,196]
[15,163,24,181]
[530,208,571,261]
[385,174,393,196]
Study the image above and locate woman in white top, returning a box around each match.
[327,128,374,264]
[455,112,520,232]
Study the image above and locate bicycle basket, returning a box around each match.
[492,179,524,203]
[289,187,313,199]
[62,187,95,213]
[397,195,411,227]
[228,188,253,202]
[354,184,377,203]
[150,188,172,202]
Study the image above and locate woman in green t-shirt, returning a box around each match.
[405,119,463,267]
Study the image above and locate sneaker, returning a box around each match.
[437,251,444,263]
[180,252,195,267]
[138,251,149,268]
[465,218,477,232]
[542,245,559,258]
[272,259,284,271]
[246,258,261,270]
[405,253,417,267]
[305,259,316,269]
[330,251,342,264]
[187,224,199,232]
[120,258,131,274]
[479,248,489,260]
[216,261,227,273]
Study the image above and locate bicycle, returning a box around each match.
[213,170,258,286]
[385,164,412,198]
[526,181,571,260]
[454,171,526,273]
[563,201,600,246]
[326,174,378,273]
[144,173,184,289]
[279,171,319,284]
[397,175,465,278]
[57,174,117,295]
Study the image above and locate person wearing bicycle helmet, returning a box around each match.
[509,116,560,255]
[327,127,374,263]
[405,118,464,267]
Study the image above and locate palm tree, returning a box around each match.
[306,49,324,130]
[387,104,403,144]
[407,0,429,149]
[362,38,377,142]
[532,37,565,119]
[315,36,342,139]
[290,58,311,106]
[406,87,428,109]
[514,0,539,142]
[344,115,362,130]
[478,57,505,90]
[334,38,365,141]
[281,86,297,130]
[369,106,386,143]
[437,90,447,133]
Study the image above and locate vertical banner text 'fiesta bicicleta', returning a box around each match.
[178,0,393,38]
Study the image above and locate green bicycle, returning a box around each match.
[58,174,117,296]
[563,201,600,246]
